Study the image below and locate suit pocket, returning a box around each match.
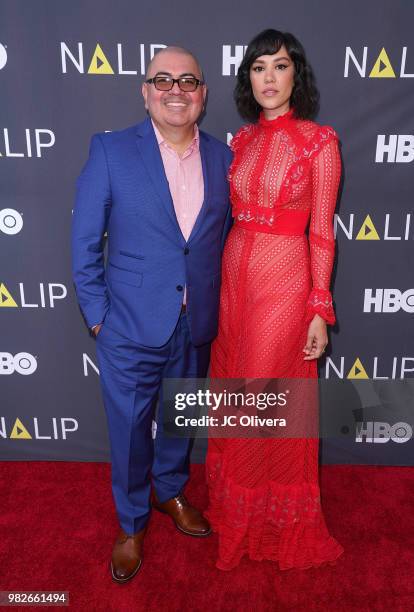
[119,249,145,260]
[107,262,143,288]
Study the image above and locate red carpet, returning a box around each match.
[0,462,413,612]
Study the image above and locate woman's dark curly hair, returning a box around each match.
[235,29,319,122]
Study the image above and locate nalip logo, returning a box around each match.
[344,46,413,78]
[60,42,166,75]
[0,416,78,440]
[0,282,67,308]
[334,213,413,241]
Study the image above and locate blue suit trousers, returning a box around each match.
[95,312,210,535]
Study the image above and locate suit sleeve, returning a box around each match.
[71,134,112,328]
[305,132,341,326]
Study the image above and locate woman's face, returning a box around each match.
[249,45,295,119]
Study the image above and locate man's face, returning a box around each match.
[142,51,206,132]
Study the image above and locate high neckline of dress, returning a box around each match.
[258,108,294,128]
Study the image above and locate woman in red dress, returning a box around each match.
[205,29,345,570]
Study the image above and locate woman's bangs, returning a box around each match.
[250,36,284,64]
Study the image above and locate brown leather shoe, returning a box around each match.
[152,493,211,537]
[110,527,146,583]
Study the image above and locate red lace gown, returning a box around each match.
[205,108,345,571]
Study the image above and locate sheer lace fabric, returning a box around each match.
[205,109,344,570]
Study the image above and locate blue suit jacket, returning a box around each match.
[71,118,233,347]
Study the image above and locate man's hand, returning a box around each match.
[92,324,102,337]
[303,314,328,360]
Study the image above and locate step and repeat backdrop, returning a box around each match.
[1,0,413,464]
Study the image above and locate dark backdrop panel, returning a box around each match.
[1,0,413,463]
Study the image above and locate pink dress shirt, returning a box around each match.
[152,120,204,304]
[152,120,204,240]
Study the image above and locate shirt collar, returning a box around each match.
[151,119,200,154]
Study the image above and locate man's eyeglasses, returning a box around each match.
[146,76,204,92]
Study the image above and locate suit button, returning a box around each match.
[176,285,183,292]
[184,247,189,255]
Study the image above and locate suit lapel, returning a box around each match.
[135,119,183,238]
[188,131,210,244]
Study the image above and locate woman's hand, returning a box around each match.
[303,314,328,360]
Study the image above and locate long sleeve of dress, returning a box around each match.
[305,132,341,325]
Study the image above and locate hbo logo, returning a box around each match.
[364,289,414,313]
[375,135,414,163]
[0,209,23,235]
[356,421,412,443]
[0,352,37,375]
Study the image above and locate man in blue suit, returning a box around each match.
[71,47,232,582]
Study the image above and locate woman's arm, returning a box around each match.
[303,132,342,360]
